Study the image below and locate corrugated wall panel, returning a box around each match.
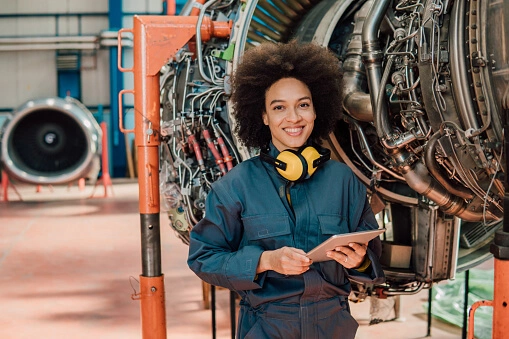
[0,51,57,108]
[81,50,111,106]
[0,0,162,110]
[123,0,163,13]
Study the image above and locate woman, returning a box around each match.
[188,40,384,338]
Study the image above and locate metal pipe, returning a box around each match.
[0,43,98,51]
[140,214,162,276]
[401,161,493,221]
[348,118,405,180]
[328,133,419,206]
[449,0,481,132]
[342,1,373,122]
[424,132,475,200]
[195,0,222,84]
[0,36,98,44]
[361,0,393,138]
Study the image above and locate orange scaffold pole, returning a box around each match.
[117,15,231,339]
[468,132,509,338]
[468,240,509,339]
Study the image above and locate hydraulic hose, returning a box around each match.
[424,132,475,200]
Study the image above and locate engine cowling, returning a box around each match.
[1,97,101,185]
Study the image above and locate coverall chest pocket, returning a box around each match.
[317,214,350,244]
[242,214,293,250]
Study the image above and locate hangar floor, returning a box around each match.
[0,179,483,338]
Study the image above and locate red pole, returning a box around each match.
[492,258,509,338]
[1,171,8,201]
[122,14,231,338]
[100,122,113,197]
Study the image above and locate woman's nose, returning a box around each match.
[286,107,301,122]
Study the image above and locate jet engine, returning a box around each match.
[158,0,508,295]
[1,97,102,185]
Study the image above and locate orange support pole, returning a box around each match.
[467,300,493,339]
[2,171,8,201]
[164,0,176,15]
[492,257,509,339]
[468,226,509,339]
[99,121,113,197]
[190,0,206,16]
[121,14,231,339]
[467,257,509,339]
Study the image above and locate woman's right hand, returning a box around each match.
[257,247,312,275]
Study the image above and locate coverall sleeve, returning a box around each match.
[345,176,385,285]
[187,187,265,291]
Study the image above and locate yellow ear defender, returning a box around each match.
[260,143,331,182]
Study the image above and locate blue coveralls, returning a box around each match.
[188,144,384,338]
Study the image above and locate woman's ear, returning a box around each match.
[262,111,269,125]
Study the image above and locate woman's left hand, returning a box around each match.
[326,242,367,269]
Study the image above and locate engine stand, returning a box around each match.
[117,14,231,339]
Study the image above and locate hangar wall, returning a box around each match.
[0,0,182,178]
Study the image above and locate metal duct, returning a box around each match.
[1,97,102,185]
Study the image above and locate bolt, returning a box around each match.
[478,96,485,102]
[471,38,478,44]
[148,224,154,229]
[473,68,480,73]
[471,10,477,15]
[471,24,477,29]
[151,287,157,292]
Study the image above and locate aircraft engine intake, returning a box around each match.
[1,97,101,185]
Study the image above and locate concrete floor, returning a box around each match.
[0,179,473,338]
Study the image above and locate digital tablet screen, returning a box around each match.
[306,229,385,262]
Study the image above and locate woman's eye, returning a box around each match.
[300,102,310,108]
[273,105,284,110]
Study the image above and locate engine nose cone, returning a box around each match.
[41,128,62,151]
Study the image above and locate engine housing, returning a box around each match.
[1,97,101,185]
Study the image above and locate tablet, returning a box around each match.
[306,229,386,262]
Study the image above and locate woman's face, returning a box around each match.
[262,77,316,151]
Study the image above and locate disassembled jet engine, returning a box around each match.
[1,97,102,185]
[159,0,508,296]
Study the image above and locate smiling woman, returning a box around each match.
[187,40,385,339]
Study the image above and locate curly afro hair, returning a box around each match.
[230,40,343,149]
